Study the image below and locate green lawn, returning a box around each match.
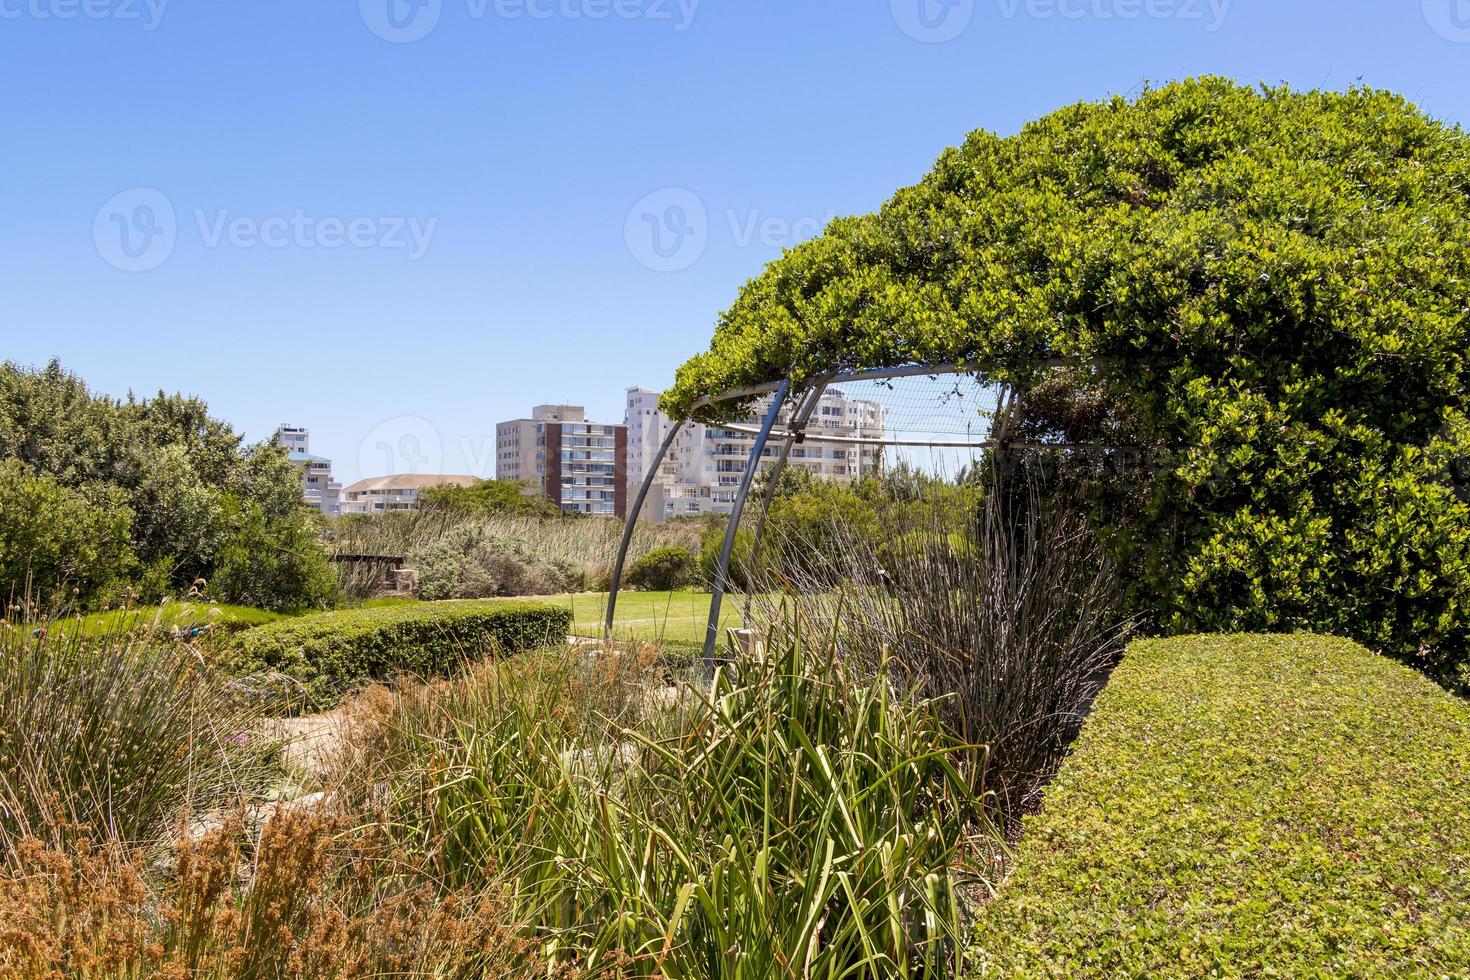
[539,591,748,646]
[46,602,289,640]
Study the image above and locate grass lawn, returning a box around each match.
[44,602,289,640]
[539,590,748,646]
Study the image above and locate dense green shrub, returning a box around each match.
[0,460,136,605]
[969,634,1470,976]
[662,78,1470,687]
[0,360,336,611]
[625,545,696,591]
[229,600,573,707]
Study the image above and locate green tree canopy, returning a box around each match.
[665,78,1470,686]
[417,479,560,518]
[0,359,336,611]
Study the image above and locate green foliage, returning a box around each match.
[0,360,336,612]
[0,460,136,604]
[419,479,559,517]
[761,469,882,583]
[0,615,275,853]
[697,525,757,591]
[229,599,573,708]
[969,634,1470,976]
[353,640,991,977]
[210,494,340,611]
[663,79,1470,685]
[625,545,696,591]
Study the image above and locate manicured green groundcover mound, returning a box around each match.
[970,634,1470,978]
[230,599,572,709]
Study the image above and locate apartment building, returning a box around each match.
[274,424,342,516]
[624,387,887,522]
[338,474,478,515]
[496,405,628,518]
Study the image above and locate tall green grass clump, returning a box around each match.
[0,610,275,855]
[345,640,993,977]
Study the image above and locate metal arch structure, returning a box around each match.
[604,359,1105,661]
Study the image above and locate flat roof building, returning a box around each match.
[497,405,627,518]
[339,474,478,515]
[274,424,342,516]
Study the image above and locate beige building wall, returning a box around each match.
[624,387,887,522]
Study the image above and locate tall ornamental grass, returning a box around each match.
[341,640,994,977]
[753,469,1131,813]
[0,610,275,855]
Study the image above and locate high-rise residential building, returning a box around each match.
[338,474,479,515]
[274,424,342,516]
[496,405,628,517]
[623,387,887,522]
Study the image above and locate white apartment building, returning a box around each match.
[338,474,479,515]
[497,405,628,517]
[274,424,342,516]
[624,387,887,522]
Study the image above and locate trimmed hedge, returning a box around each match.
[969,634,1470,977]
[229,599,572,708]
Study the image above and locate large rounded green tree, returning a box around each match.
[665,78,1470,687]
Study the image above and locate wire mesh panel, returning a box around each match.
[608,366,1011,656]
[720,371,1006,477]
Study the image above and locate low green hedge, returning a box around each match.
[228,599,572,709]
[970,634,1470,977]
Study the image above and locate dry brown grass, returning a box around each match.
[0,808,535,979]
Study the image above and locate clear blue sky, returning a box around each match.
[4,0,1468,483]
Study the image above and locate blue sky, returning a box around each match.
[4,0,1468,483]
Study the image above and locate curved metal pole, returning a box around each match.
[742,383,828,622]
[606,419,685,639]
[705,379,790,662]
